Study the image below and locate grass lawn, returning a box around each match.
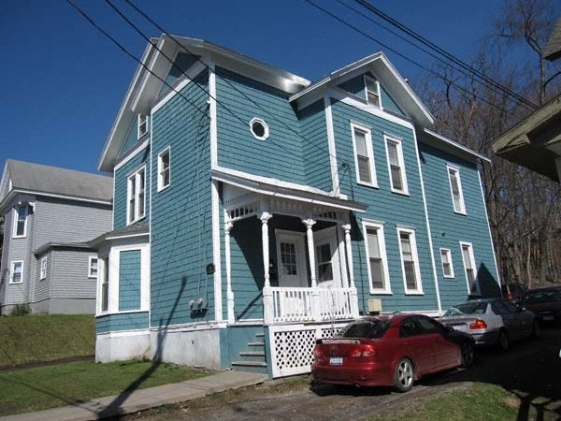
[0,359,213,416]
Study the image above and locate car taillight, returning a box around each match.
[469,319,487,330]
[313,347,324,362]
[507,293,514,301]
[350,345,376,359]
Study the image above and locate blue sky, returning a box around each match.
[0,1,509,176]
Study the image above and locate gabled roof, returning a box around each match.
[0,160,113,212]
[289,52,434,127]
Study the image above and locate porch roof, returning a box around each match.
[211,167,368,213]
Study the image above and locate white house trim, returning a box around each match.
[114,139,150,172]
[209,62,219,168]
[324,95,340,195]
[212,179,223,322]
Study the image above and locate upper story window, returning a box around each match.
[398,228,423,294]
[158,148,171,192]
[363,221,391,294]
[448,165,466,214]
[440,248,454,278]
[351,123,377,187]
[127,166,146,225]
[10,261,23,284]
[40,257,47,280]
[461,242,479,295]
[385,136,408,195]
[88,256,99,279]
[250,118,269,140]
[138,114,149,139]
[364,76,381,108]
[13,204,28,238]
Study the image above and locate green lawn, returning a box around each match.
[0,314,95,366]
[0,360,212,415]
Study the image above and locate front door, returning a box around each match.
[276,231,307,288]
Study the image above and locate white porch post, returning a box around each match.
[225,221,235,323]
[261,212,274,324]
[342,223,360,317]
[302,218,320,321]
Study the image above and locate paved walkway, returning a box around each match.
[0,370,269,421]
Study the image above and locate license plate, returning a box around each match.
[329,357,343,365]
[543,315,554,321]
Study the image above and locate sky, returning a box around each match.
[0,1,515,176]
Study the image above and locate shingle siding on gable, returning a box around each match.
[215,67,306,185]
[330,99,439,312]
[419,142,500,308]
[113,147,150,230]
[150,70,215,327]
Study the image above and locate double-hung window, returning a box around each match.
[397,228,422,294]
[10,261,23,284]
[101,257,109,312]
[364,75,381,107]
[385,136,408,194]
[39,257,47,280]
[461,242,479,295]
[13,204,28,238]
[127,167,146,224]
[138,115,148,138]
[158,148,171,191]
[440,248,454,278]
[88,256,99,279]
[363,221,391,293]
[351,123,377,186]
[448,165,466,214]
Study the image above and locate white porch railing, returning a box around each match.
[268,287,357,324]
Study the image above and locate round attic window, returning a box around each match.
[250,118,269,140]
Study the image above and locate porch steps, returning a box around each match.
[232,332,268,374]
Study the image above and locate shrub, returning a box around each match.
[11,304,31,316]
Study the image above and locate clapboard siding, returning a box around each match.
[50,249,97,299]
[150,70,214,326]
[96,311,149,334]
[119,250,141,311]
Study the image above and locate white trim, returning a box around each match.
[126,166,147,225]
[447,164,467,215]
[424,129,490,163]
[385,135,409,195]
[209,63,218,168]
[478,171,501,286]
[88,256,99,279]
[12,204,28,238]
[157,147,171,192]
[328,88,415,130]
[364,75,382,108]
[39,256,47,280]
[114,139,150,172]
[95,328,150,339]
[362,219,391,294]
[9,260,24,284]
[397,227,423,295]
[439,248,455,279]
[323,96,340,195]
[152,61,208,114]
[137,114,148,139]
[351,122,378,188]
[460,241,480,295]
[249,117,269,141]
[212,179,223,322]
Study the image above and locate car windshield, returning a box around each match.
[341,320,390,339]
[444,302,488,316]
[523,290,561,304]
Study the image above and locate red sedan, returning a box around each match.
[312,313,475,392]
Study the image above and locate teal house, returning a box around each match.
[93,35,500,378]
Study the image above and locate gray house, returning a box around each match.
[0,160,113,314]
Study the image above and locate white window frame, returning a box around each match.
[447,165,466,214]
[127,166,146,225]
[12,204,28,238]
[249,117,269,140]
[362,220,391,294]
[137,114,148,139]
[88,256,99,279]
[39,257,47,280]
[10,261,23,284]
[351,123,377,187]
[157,147,171,192]
[385,135,408,195]
[440,248,454,278]
[100,257,109,313]
[460,242,480,295]
[364,75,381,108]
[397,227,423,294]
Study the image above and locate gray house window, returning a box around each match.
[10,261,23,284]
[13,205,28,238]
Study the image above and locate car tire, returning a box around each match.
[532,321,541,339]
[498,330,509,352]
[460,341,475,367]
[393,358,414,393]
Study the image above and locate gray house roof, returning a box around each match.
[0,160,113,210]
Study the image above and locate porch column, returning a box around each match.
[225,221,235,323]
[261,212,274,324]
[302,218,317,287]
[342,223,360,317]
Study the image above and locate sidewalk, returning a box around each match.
[0,370,269,421]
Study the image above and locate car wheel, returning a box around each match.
[498,330,509,352]
[393,358,414,393]
[460,341,475,367]
[532,321,541,339]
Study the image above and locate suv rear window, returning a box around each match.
[342,320,390,339]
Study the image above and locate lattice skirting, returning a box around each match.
[267,321,350,378]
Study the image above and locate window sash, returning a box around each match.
[387,139,405,192]
[13,205,28,237]
[158,150,170,190]
[89,257,99,278]
[101,258,109,312]
[127,167,146,224]
[352,125,376,186]
[40,258,47,280]
[399,230,421,292]
[448,167,465,213]
[365,224,390,292]
[10,262,23,284]
[138,115,148,138]
[364,76,381,107]
[440,249,454,278]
